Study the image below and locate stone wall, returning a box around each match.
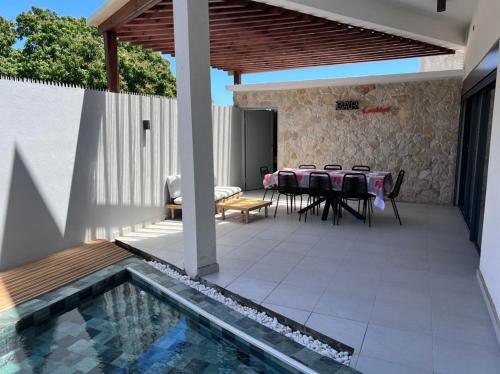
[234,78,462,204]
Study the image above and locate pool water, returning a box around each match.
[0,281,292,373]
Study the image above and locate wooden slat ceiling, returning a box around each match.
[101,0,454,73]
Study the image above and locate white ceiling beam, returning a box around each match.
[255,0,468,50]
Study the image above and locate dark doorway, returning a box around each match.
[243,109,278,190]
[456,77,496,253]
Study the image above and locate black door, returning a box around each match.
[456,80,495,253]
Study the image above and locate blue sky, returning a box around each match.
[1,0,420,105]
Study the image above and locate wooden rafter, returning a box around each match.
[97,0,454,73]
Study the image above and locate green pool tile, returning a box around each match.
[0,255,357,374]
[0,361,22,374]
[73,356,99,372]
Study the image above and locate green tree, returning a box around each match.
[0,17,19,76]
[0,7,175,97]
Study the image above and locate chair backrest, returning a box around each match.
[390,170,405,198]
[341,173,368,196]
[324,164,342,171]
[260,166,270,179]
[299,164,316,169]
[277,171,299,193]
[309,172,332,195]
[352,165,371,172]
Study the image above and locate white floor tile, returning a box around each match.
[242,262,292,283]
[202,270,240,288]
[281,267,333,289]
[295,256,344,275]
[264,283,324,311]
[314,288,376,322]
[262,303,311,325]
[432,311,499,350]
[356,355,432,374]
[306,313,367,352]
[361,324,433,371]
[370,297,432,334]
[272,240,315,255]
[227,276,278,303]
[433,337,500,374]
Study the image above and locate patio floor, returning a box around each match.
[116,190,500,374]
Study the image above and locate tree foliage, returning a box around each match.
[0,8,176,97]
[0,17,19,76]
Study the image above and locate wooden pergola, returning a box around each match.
[88,0,455,277]
[92,0,454,91]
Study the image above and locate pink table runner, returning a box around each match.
[263,168,394,209]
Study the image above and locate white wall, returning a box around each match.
[212,105,242,187]
[0,78,241,270]
[464,0,500,76]
[465,0,500,340]
[478,48,500,335]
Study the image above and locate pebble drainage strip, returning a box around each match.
[147,260,352,365]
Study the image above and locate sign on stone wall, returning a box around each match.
[335,100,360,110]
[336,100,392,114]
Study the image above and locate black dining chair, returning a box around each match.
[324,164,342,170]
[299,164,316,169]
[302,172,334,223]
[274,171,303,217]
[388,170,405,225]
[260,166,276,202]
[337,173,371,226]
[352,165,371,172]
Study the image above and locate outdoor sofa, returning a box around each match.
[165,175,242,218]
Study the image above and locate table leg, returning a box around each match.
[298,197,325,215]
[265,206,268,217]
[221,208,226,220]
[245,211,249,223]
[321,199,331,220]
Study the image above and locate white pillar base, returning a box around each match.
[196,262,220,277]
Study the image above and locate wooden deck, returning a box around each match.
[0,240,132,312]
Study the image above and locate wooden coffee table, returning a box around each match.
[217,198,272,223]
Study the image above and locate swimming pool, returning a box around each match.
[0,280,297,373]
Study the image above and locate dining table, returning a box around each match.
[263,168,394,221]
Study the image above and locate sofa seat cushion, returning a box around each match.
[172,186,241,205]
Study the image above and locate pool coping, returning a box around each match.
[116,239,355,355]
[0,256,360,374]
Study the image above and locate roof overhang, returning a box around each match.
[227,69,464,92]
[88,0,455,74]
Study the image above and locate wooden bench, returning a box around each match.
[217,198,272,223]
[166,192,243,219]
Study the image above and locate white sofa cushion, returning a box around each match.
[166,175,182,199]
[214,186,242,200]
[173,186,241,205]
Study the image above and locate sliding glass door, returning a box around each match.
[456,79,496,253]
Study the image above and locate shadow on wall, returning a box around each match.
[0,91,169,270]
[0,83,241,271]
[1,148,67,268]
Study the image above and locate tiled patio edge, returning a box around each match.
[115,239,355,355]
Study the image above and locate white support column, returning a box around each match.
[173,0,218,277]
